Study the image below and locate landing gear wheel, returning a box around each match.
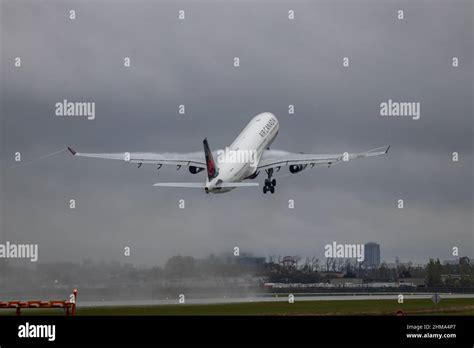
[263,168,276,194]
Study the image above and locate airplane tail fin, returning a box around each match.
[203,138,218,180]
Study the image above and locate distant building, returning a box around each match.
[398,278,426,286]
[441,274,462,282]
[364,242,380,268]
[237,254,266,268]
[385,262,424,269]
[221,253,265,267]
[321,271,345,279]
[281,256,297,269]
[330,278,363,286]
[443,259,459,266]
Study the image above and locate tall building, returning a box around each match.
[364,242,380,268]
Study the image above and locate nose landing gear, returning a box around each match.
[263,168,276,194]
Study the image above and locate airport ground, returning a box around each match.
[1,296,473,316]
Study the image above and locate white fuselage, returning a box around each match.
[206,112,279,193]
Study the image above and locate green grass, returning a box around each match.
[2,298,474,316]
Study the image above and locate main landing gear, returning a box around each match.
[263,168,276,194]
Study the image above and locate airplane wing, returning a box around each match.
[67,147,206,169]
[257,145,390,171]
[152,182,259,188]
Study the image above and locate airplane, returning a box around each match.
[68,112,390,194]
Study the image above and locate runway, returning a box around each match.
[78,292,474,307]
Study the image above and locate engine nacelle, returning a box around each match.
[245,171,260,180]
[289,164,307,174]
[189,166,204,174]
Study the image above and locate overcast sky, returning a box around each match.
[1,0,472,266]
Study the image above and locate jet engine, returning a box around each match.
[189,166,204,174]
[289,164,307,174]
[245,171,260,180]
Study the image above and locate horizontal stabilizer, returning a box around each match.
[153,182,205,188]
[218,182,259,187]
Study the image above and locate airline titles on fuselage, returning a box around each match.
[259,117,277,138]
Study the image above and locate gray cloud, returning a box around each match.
[1,0,472,266]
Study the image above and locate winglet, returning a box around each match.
[385,145,391,154]
[67,147,77,155]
